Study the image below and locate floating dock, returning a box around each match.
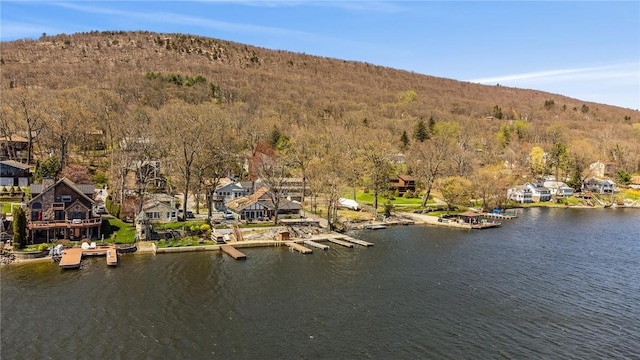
[327,238,354,248]
[220,245,247,260]
[59,246,119,268]
[303,240,329,250]
[286,242,313,254]
[340,236,374,247]
[59,248,83,269]
[106,248,118,266]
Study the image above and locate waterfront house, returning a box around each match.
[389,174,417,196]
[507,185,532,203]
[542,181,574,198]
[0,160,32,187]
[214,180,254,204]
[582,178,616,194]
[226,187,302,221]
[525,182,552,202]
[27,178,101,243]
[141,199,178,223]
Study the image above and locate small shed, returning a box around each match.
[277,230,290,241]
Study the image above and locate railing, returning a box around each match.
[28,217,102,229]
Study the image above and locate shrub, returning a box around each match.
[37,243,50,251]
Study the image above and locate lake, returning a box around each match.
[2,207,639,359]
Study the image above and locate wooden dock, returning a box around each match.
[286,242,313,254]
[363,224,387,230]
[304,240,329,250]
[327,238,354,248]
[220,245,247,260]
[106,247,118,266]
[59,248,83,269]
[340,236,374,247]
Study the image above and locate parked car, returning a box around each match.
[185,211,195,219]
[223,211,235,220]
[95,204,106,214]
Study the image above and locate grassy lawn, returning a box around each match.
[102,217,137,244]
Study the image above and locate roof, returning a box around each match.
[458,211,482,218]
[28,177,95,205]
[226,187,270,212]
[1,135,28,143]
[142,200,175,211]
[0,160,33,170]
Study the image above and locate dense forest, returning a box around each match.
[1,31,639,218]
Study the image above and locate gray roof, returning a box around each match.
[0,160,33,170]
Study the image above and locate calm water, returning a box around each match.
[2,208,639,359]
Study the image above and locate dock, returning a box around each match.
[220,245,247,260]
[286,242,313,254]
[303,240,329,250]
[363,224,387,230]
[106,247,118,266]
[340,236,374,247]
[59,248,83,269]
[327,238,354,248]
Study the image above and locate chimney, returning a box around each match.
[42,177,55,189]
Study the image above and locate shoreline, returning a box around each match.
[4,206,638,267]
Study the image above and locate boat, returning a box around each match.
[116,244,138,254]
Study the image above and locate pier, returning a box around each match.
[363,224,387,230]
[303,240,330,250]
[220,245,247,260]
[58,246,119,268]
[286,242,313,254]
[340,236,374,247]
[327,238,354,248]
[59,248,83,269]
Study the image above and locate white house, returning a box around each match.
[526,182,552,202]
[542,181,574,198]
[507,185,532,203]
[142,200,178,223]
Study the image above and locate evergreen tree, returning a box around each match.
[400,130,410,150]
[34,157,61,183]
[12,207,27,249]
[428,116,436,135]
[413,119,428,142]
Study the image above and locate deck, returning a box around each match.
[220,245,247,260]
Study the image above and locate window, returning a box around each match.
[62,195,72,202]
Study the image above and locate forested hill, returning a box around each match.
[1,31,639,198]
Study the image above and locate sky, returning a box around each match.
[1,1,639,110]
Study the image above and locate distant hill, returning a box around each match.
[1,31,638,183]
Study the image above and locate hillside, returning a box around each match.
[1,31,639,213]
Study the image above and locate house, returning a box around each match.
[27,178,101,243]
[0,160,32,187]
[141,199,178,223]
[507,185,532,203]
[526,182,552,202]
[389,174,417,196]
[582,178,616,194]
[280,177,307,202]
[226,187,302,221]
[0,135,30,163]
[214,180,255,208]
[542,181,574,198]
[589,161,618,178]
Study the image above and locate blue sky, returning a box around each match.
[2,1,639,110]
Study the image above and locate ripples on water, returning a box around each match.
[2,208,639,359]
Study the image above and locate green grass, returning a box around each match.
[345,192,435,209]
[102,217,136,244]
